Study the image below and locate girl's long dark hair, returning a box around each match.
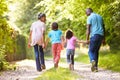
[66,30,73,39]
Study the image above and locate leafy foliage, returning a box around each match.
[8,0,42,34]
[105,1,120,50]
[0,44,6,70]
[0,0,17,71]
[0,0,120,71]
[35,0,120,50]
[9,0,120,50]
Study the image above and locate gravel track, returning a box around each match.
[0,59,120,80]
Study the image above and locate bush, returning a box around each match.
[6,34,27,61]
[0,44,6,70]
[0,44,16,71]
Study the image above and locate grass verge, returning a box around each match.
[75,53,89,64]
[99,51,120,72]
[35,67,80,80]
[75,50,120,72]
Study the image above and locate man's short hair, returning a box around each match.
[87,8,93,13]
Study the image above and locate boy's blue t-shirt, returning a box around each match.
[48,30,62,44]
[87,13,104,37]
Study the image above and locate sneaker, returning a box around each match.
[69,64,71,70]
[91,60,96,72]
[37,69,42,72]
[69,64,74,70]
[71,64,74,71]
[41,65,46,70]
[54,62,58,68]
[94,67,98,72]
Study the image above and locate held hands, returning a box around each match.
[42,43,46,49]
[85,40,90,44]
[84,39,106,45]
[78,40,89,44]
[28,43,46,49]
[79,39,106,45]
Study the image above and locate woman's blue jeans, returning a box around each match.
[89,34,103,67]
[34,44,45,71]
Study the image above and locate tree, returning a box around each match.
[8,0,42,34]
[35,0,120,50]
[8,0,120,51]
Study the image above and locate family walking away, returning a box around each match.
[85,8,106,72]
[46,22,64,68]
[27,7,105,73]
[28,13,46,72]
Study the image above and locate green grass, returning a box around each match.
[75,53,89,64]
[45,55,52,60]
[35,67,80,80]
[60,58,66,63]
[99,51,120,72]
[75,50,120,72]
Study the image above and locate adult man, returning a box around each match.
[28,13,46,71]
[86,8,105,72]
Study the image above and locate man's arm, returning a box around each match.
[103,24,105,38]
[102,23,106,45]
[86,24,91,44]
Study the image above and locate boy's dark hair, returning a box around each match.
[38,13,46,19]
[52,22,58,30]
[66,30,73,39]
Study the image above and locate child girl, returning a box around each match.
[46,22,64,68]
[65,29,83,70]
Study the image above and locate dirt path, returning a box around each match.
[74,62,120,80]
[0,59,120,80]
[0,59,53,80]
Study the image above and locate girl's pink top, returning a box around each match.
[66,36,77,50]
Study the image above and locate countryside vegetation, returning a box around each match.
[0,0,120,75]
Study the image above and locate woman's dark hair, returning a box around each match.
[66,30,73,39]
[52,22,58,30]
[38,13,46,19]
